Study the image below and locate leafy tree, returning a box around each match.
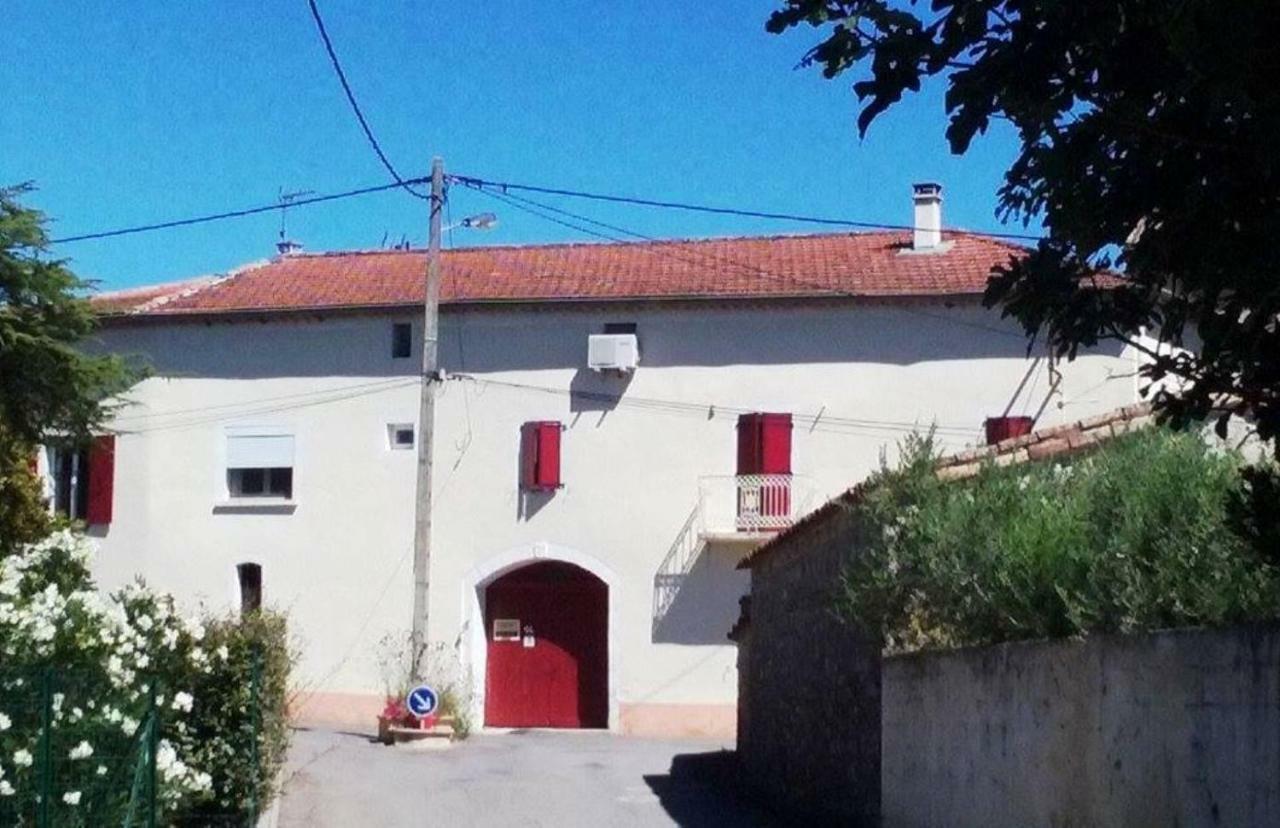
[0,183,135,547]
[768,0,1280,448]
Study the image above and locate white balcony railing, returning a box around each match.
[652,474,819,634]
[697,474,814,534]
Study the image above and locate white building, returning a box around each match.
[62,188,1141,738]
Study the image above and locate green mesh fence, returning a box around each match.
[0,659,262,827]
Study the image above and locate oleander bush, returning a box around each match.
[0,530,292,824]
[841,427,1280,653]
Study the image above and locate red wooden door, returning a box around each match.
[484,562,608,728]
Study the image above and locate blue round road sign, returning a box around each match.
[406,684,439,719]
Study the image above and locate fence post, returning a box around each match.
[147,682,159,828]
[248,647,262,826]
[37,667,53,828]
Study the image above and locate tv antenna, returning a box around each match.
[277,187,315,253]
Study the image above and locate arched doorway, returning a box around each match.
[484,561,608,728]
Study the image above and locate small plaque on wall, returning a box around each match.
[493,618,520,641]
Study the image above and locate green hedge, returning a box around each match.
[841,427,1280,653]
[176,611,292,825]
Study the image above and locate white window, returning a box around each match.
[387,423,415,450]
[226,427,294,500]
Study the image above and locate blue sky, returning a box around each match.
[2,1,1033,291]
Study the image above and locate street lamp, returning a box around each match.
[445,212,498,232]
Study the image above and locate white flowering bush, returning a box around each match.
[0,530,291,824]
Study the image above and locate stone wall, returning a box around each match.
[737,592,1280,826]
[882,624,1280,827]
[734,506,882,825]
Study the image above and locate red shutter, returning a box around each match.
[737,413,791,474]
[759,414,793,474]
[85,435,115,525]
[736,414,762,475]
[536,422,561,489]
[984,416,1034,445]
[520,423,538,490]
[520,422,562,491]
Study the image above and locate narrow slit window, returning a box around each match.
[237,563,262,615]
[392,323,412,359]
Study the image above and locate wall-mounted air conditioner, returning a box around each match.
[587,334,639,373]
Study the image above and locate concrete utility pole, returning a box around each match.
[411,156,444,675]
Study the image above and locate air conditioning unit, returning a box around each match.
[587,334,639,372]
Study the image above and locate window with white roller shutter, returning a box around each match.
[225,427,294,499]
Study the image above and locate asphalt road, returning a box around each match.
[276,727,778,827]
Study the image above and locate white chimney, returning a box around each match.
[912,182,943,250]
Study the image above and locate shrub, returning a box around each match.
[176,610,293,824]
[0,531,292,824]
[0,531,213,823]
[841,427,1280,653]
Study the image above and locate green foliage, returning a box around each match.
[841,428,1280,652]
[767,1,1280,447]
[1,184,140,554]
[0,532,293,824]
[0,184,137,446]
[177,611,294,824]
[0,427,49,555]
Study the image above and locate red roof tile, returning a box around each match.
[93,232,1027,317]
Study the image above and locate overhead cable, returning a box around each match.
[306,0,428,199]
[451,174,1045,242]
[50,179,427,244]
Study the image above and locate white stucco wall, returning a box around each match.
[89,299,1140,734]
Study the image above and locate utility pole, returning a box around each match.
[411,156,444,676]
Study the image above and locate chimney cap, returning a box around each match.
[912,182,943,198]
[276,239,303,257]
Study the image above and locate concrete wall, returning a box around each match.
[882,624,1280,827]
[739,538,1280,828]
[88,298,1137,735]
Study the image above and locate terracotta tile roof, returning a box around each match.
[738,403,1155,570]
[92,231,1027,317]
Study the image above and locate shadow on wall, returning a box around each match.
[642,751,783,827]
[568,368,634,415]
[652,545,750,646]
[95,304,1126,380]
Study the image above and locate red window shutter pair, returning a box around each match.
[736,413,792,475]
[85,435,116,525]
[520,422,562,491]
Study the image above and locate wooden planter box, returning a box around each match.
[378,715,457,745]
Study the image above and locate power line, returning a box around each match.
[117,378,418,435]
[107,377,415,423]
[306,0,428,200]
[450,173,1046,242]
[49,179,427,244]
[453,375,979,439]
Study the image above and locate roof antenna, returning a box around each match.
[380,231,389,249]
[276,187,314,256]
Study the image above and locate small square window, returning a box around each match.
[391,323,412,359]
[603,322,637,334]
[387,423,415,450]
